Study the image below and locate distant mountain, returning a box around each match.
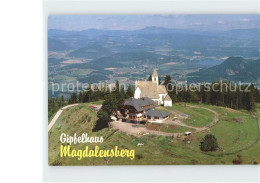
[218,28,260,39]
[48,27,201,37]
[48,27,260,57]
[68,45,112,59]
[48,38,68,51]
[48,27,260,38]
[187,57,260,82]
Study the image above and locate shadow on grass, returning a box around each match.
[92,119,109,132]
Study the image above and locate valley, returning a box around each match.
[48,27,260,97]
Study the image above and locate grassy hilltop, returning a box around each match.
[48,102,260,165]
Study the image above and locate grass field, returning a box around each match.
[48,102,260,165]
[165,103,215,127]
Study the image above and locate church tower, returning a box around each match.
[152,68,159,86]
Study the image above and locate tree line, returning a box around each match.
[49,75,259,123]
[49,82,134,123]
[67,83,134,104]
[48,95,66,120]
[163,75,260,111]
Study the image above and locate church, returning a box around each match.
[134,69,172,107]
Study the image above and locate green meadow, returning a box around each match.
[48,102,260,165]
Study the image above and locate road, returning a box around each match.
[48,104,79,132]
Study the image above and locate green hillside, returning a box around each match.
[48,102,260,165]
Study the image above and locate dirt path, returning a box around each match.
[48,104,79,132]
[163,104,219,132]
[185,104,219,132]
[111,104,220,137]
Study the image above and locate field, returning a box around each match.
[48,102,260,165]
[157,103,216,127]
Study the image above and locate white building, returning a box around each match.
[134,69,172,107]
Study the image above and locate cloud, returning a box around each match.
[191,22,202,25]
[240,18,249,22]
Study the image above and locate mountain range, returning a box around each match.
[48,27,260,58]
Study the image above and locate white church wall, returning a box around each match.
[159,94,167,104]
[134,87,141,99]
[164,100,172,107]
[152,99,160,105]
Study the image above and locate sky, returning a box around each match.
[48,15,260,31]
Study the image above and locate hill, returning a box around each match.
[48,38,69,51]
[68,44,112,59]
[48,102,260,165]
[187,57,260,82]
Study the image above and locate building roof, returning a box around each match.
[152,68,158,77]
[164,94,172,101]
[145,109,169,118]
[157,85,167,94]
[135,68,170,100]
[135,80,168,99]
[135,81,159,99]
[123,97,157,112]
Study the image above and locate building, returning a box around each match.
[134,69,172,107]
[118,97,170,123]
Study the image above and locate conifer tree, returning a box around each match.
[120,85,126,99]
[78,91,84,103]
[147,75,152,81]
[68,92,78,104]
[163,75,172,86]
[126,84,134,98]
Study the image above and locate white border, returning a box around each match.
[43,0,260,182]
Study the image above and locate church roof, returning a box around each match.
[135,81,159,99]
[152,69,158,77]
[123,97,157,112]
[157,85,167,94]
[135,81,168,99]
[135,68,170,100]
[164,94,172,101]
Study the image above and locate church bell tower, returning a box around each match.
[152,68,159,86]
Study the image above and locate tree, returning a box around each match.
[68,92,78,104]
[232,155,243,164]
[48,96,67,120]
[97,109,111,122]
[93,94,116,131]
[83,84,93,102]
[163,75,172,86]
[120,85,126,99]
[101,96,115,115]
[112,81,124,110]
[115,80,120,92]
[126,84,134,98]
[246,84,256,111]
[200,134,219,152]
[147,75,152,81]
[78,91,84,103]
[93,109,110,132]
[61,95,65,105]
